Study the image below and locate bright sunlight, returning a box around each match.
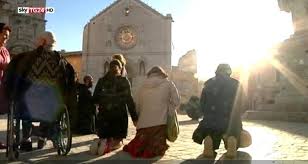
[172,0,294,80]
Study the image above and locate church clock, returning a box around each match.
[115,26,137,50]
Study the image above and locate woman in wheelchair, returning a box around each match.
[4,32,73,158]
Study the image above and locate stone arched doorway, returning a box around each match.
[139,60,146,76]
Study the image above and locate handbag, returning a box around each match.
[166,109,179,142]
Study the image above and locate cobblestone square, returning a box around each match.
[0,114,308,163]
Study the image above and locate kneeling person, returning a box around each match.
[91,59,138,155]
[192,64,248,158]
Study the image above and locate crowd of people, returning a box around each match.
[0,22,250,159]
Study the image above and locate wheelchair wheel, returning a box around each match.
[57,107,72,156]
[6,102,20,161]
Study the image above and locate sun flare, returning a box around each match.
[178,0,294,81]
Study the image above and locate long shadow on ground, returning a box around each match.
[245,119,308,138]
[8,148,163,163]
[0,139,93,163]
[181,151,251,164]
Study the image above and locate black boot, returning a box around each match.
[20,139,32,152]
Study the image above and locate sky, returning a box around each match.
[46,0,294,80]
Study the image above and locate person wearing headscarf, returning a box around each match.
[90,59,138,155]
[123,66,180,158]
[112,54,127,77]
[192,64,248,158]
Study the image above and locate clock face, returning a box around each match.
[115,26,137,50]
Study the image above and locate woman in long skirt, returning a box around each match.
[123,66,180,158]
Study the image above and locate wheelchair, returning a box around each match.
[6,100,72,161]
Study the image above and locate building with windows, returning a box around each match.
[82,0,172,94]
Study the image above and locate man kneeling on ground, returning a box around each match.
[192,64,249,158]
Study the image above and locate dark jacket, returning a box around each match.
[196,75,247,139]
[78,84,95,113]
[3,47,76,121]
[77,83,96,133]
[93,73,138,139]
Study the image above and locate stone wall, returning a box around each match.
[178,49,197,74]
[171,66,200,104]
[170,49,201,104]
[82,0,172,94]
[63,51,82,81]
[0,0,46,55]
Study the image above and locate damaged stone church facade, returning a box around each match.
[246,0,308,122]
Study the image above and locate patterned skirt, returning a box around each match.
[123,125,169,158]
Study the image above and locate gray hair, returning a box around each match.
[36,31,56,50]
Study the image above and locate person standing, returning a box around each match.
[123,66,180,158]
[0,23,11,149]
[77,74,96,134]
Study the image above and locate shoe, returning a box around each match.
[89,138,100,155]
[20,140,33,152]
[97,139,110,156]
[0,142,6,149]
[226,136,237,158]
[111,142,122,150]
[111,140,123,150]
[37,137,47,149]
[203,136,215,158]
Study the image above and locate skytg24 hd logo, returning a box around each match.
[17,7,55,14]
